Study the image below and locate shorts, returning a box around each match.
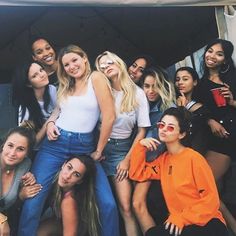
[102,137,132,176]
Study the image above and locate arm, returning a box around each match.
[207,118,230,138]
[220,83,236,108]
[0,213,10,236]
[129,141,161,182]
[167,154,221,229]
[45,105,61,140]
[90,71,116,161]
[61,194,78,236]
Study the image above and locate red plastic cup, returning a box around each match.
[211,88,226,107]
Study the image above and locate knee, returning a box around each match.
[119,201,133,217]
[132,197,147,215]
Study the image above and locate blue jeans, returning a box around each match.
[18,129,119,236]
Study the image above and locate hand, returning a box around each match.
[90,150,105,162]
[208,119,230,138]
[0,220,10,236]
[47,122,60,140]
[21,172,36,186]
[140,138,160,151]
[165,221,182,236]
[220,83,234,106]
[176,92,188,107]
[19,184,42,200]
[116,158,129,181]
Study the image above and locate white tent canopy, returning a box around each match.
[0,0,234,6]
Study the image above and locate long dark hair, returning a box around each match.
[12,61,51,130]
[201,39,236,83]
[161,107,192,146]
[174,66,200,100]
[53,155,100,236]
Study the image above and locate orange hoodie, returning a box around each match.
[129,142,225,229]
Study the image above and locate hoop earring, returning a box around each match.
[220,63,230,74]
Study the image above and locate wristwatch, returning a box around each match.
[0,213,7,224]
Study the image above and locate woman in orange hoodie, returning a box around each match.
[129,107,228,236]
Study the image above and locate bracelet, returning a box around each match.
[46,120,55,129]
[0,213,7,224]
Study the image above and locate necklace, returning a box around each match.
[6,170,11,175]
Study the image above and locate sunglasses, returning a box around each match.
[157,122,175,132]
[99,59,114,71]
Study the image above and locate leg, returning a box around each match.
[112,177,139,236]
[205,151,230,182]
[18,138,68,236]
[146,219,228,236]
[206,151,236,234]
[94,163,120,236]
[132,181,155,234]
[147,180,168,225]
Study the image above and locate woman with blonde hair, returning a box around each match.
[132,67,176,234]
[96,51,150,236]
[18,45,119,236]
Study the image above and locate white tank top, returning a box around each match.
[56,77,100,132]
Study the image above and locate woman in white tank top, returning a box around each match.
[18,45,119,236]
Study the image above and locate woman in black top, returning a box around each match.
[197,38,236,234]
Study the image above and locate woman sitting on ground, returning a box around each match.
[129,107,228,236]
[37,155,100,236]
[0,125,42,236]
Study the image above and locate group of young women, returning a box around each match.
[0,37,236,236]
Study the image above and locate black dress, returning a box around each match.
[197,77,236,159]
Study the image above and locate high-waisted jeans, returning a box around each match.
[18,128,119,236]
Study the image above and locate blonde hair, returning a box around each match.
[57,45,91,102]
[142,67,176,111]
[95,51,138,113]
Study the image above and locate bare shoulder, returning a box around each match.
[90,71,107,83]
[61,194,77,209]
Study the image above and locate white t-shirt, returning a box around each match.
[56,77,100,133]
[110,86,150,139]
[18,85,57,125]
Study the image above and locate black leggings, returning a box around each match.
[145,218,228,236]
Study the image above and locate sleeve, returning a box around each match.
[136,87,151,127]
[129,142,161,181]
[18,106,30,125]
[167,153,221,228]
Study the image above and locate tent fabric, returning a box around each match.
[0,6,218,83]
[0,0,234,6]
[225,6,236,65]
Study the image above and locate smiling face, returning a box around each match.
[204,43,225,70]
[62,52,87,79]
[128,58,146,83]
[32,39,56,67]
[58,158,87,191]
[158,115,185,144]
[98,55,120,79]
[1,133,29,167]
[175,70,197,95]
[143,75,159,102]
[28,63,49,89]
